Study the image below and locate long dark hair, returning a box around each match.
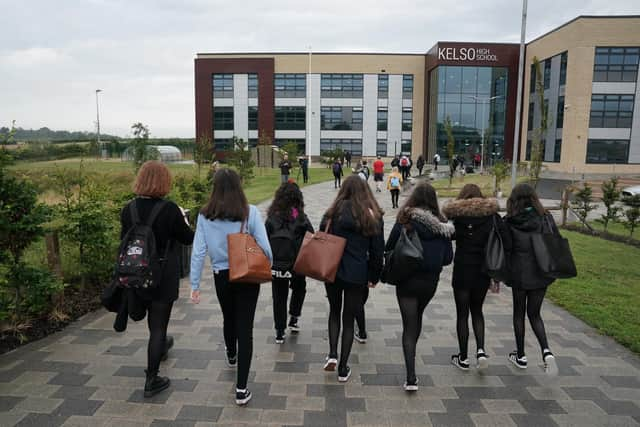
[398,182,445,223]
[200,168,249,221]
[268,182,304,219]
[325,175,383,236]
[457,183,484,200]
[507,183,545,217]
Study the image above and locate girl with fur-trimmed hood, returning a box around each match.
[442,184,511,372]
[385,182,454,392]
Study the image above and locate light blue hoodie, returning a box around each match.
[190,205,273,291]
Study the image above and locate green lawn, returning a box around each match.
[429,173,527,198]
[588,220,635,239]
[547,230,640,354]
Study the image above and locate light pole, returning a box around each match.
[95,89,104,158]
[466,95,501,174]
[511,0,528,189]
[307,46,312,164]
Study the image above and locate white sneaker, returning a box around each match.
[477,350,489,370]
[324,357,337,372]
[543,351,558,376]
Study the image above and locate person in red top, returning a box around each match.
[373,156,385,192]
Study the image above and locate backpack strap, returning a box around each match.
[129,200,142,225]
[146,200,168,227]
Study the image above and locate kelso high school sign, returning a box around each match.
[438,47,498,62]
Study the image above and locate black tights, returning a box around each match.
[390,189,400,208]
[396,280,438,382]
[147,300,173,374]
[453,286,489,360]
[512,288,550,358]
[355,286,369,333]
[325,281,366,369]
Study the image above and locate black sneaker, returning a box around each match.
[275,330,285,344]
[338,366,352,382]
[288,316,300,333]
[160,335,174,362]
[226,353,237,368]
[543,350,558,375]
[144,370,170,398]
[354,331,367,344]
[451,354,470,371]
[235,389,252,406]
[508,351,528,369]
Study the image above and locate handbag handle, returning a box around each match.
[324,218,332,233]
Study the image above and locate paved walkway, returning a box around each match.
[1,179,639,427]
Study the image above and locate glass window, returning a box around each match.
[402,75,414,99]
[445,67,462,93]
[377,107,388,131]
[275,106,306,130]
[248,74,258,98]
[213,107,233,130]
[378,74,388,98]
[402,107,413,131]
[590,94,635,128]
[376,139,387,157]
[559,52,568,86]
[321,74,364,98]
[248,106,258,130]
[213,138,232,151]
[213,74,233,98]
[274,138,306,154]
[401,140,412,155]
[462,67,478,94]
[529,64,536,93]
[274,73,306,97]
[593,47,639,82]
[586,139,629,163]
[528,102,535,131]
[544,60,551,90]
[526,139,532,161]
[320,139,363,156]
[553,139,562,162]
[557,96,565,129]
[321,107,362,131]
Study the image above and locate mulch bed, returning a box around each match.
[562,224,640,248]
[0,285,103,355]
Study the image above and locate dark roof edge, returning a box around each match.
[196,52,426,57]
[527,15,640,45]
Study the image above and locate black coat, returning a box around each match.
[505,208,556,290]
[265,210,314,273]
[120,198,195,302]
[385,208,454,292]
[320,201,384,286]
[443,198,512,289]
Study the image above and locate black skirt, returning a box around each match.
[452,262,490,290]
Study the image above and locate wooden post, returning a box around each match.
[45,231,63,278]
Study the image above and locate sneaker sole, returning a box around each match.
[235,394,252,405]
[226,361,237,369]
[451,360,470,371]
[544,356,559,375]
[403,384,419,392]
[324,359,337,372]
[338,370,352,382]
[354,336,367,344]
[289,326,300,333]
[508,357,528,369]
[477,357,489,370]
[144,380,170,398]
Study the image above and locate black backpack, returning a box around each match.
[269,218,300,272]
[114,200,169,289]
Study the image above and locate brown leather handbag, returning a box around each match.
[228,220,272,284]
[293,219,346,283]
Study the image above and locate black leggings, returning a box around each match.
[147,300,173,374]
[272,275,306,332]
[512,287,550,358]
[396,278,438,382]
[214,270,260,390]
[334,174,342,188]
[355,286,369,333]
[390,189,400,207]
[453,285,489,360]
[325,280,367,369]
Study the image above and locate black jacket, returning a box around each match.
[386,208,454,275]
[120,198,194,302]
[279,160,292,175]
[101,285,147,332]
[320,201,384,285]
[505,208,556,290]
[265,210,314,272]
[443,197,512,289]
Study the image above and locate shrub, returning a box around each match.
[571,183,596,227]
[623,194,640,238]
[226,137,255,185]
[596,177,622,232]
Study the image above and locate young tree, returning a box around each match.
[0,120,16,168]
[596,177,622,232]
[130,122,158,171]
[444,116,456,188]
[622,194,640,238]
[226,137,255,185]
[529,57,547,188]
[490,161,510,196]
[571,183,597,228]
[194,134,213,178]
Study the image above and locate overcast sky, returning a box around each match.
[1,0,639,138]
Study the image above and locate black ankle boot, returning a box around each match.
[144,369,170,398]
[160,335,174,362]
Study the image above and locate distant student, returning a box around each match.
[373,156,385,192]
[358,160,371,181]
[299,156,309,183]
[416,155,425,176]
[387,166,403,208]
[344,150,352,168]
[400,155,410,180]
[332,158,344,189]
[279,154,292,183]
[433,153,440,171]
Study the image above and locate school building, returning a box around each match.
[194,15,640,174]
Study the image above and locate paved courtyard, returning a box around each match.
[1,177,639,427]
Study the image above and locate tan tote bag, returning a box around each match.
[228,220,272,284]
[293,219,346,283]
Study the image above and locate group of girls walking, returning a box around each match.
[119,160,560,407]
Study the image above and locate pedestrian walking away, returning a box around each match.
[332,158,344,188]
[109,161,194,399]
[320,176,384,383]
[391,155,400,169]
[416,155,425,176]
[442,184,511,371]
[373,156,385,192]
[433,153,440,171]
[279,154,292,183]
[385,182,454,391]
[190,168,273,406]
[266,182,314,344]
[357,159,371,181]
[299,156,309,183]
[400,155,410,180]
[345,150,352,168]
[504,183,559,375]
[387,166,403,208]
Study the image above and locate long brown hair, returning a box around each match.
[325,175,383,236]
[200,168,249,221]
[398,182,445,223]
[457,183,484,200]
[507,183,545,217]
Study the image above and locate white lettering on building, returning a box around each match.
[437,47,498,62]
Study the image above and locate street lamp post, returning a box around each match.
[307,46,312,164]
[511,0,528,189]
[95,89,104,158]
[466,95,501,174]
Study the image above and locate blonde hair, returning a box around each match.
[392,166,399,173]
